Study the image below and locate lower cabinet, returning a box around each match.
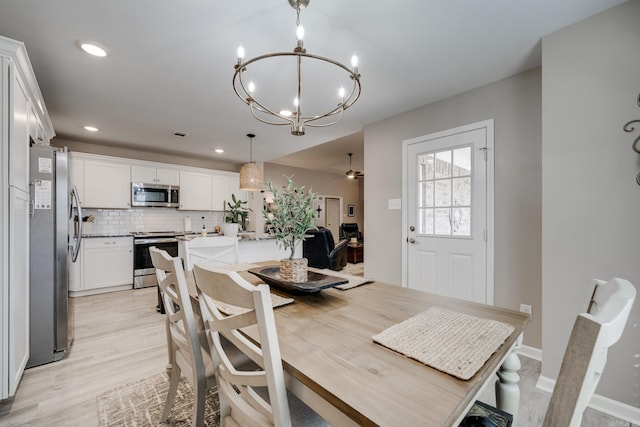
[70,236,133,297]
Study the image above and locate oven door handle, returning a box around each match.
[134,237,179,245]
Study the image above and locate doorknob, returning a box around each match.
[408,238,416,243]
[409,225,415,232]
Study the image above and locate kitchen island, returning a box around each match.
[177,233,301,267]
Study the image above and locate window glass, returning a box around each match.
[417,145,472,237]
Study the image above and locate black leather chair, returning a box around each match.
[339,223,362,242]
[303,227,348,271]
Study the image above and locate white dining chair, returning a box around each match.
[194,265,328,427]
[461,277,636,427]
[183,236,239,270]
[150,246,216,427]
[542,277,636,427]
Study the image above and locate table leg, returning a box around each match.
[495,334,522,423]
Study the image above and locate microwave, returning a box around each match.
[131,183,180,208]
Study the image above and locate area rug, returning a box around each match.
[314,267,373,290]
[97,372,220,427]
[372,306,515,380]
[341,262,364,276]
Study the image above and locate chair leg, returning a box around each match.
[191,378,206,427]
[161,363,181,423]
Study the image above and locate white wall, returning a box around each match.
[364,68,543,347]
[541,0,640,407]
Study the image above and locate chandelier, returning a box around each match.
[239,133,263,191]
[233,0,361,136]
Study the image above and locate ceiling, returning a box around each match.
[0,0,625,176]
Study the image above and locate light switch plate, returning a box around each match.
[388,198,401,210]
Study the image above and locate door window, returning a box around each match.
[418,146,472,237]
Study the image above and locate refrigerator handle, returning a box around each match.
[70,185,83,263]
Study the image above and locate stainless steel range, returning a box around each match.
[133,231,179,289]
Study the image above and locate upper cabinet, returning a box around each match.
[212,174,246,212]
[69,156,84,204]
[9,70,29,192]
[131,165,179,186]
[83,159,131,209]
[211,174,230,212]
[179,170,213,211]
[69,152,241,211]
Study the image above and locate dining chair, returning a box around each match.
[150,246,216,427]
[461,277,637,427]
[194,265,328,427]
[183,235,239,270]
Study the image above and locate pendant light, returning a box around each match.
[239,133,263,191]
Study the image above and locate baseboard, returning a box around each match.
[516,344,542,361]
[536,375,640,424]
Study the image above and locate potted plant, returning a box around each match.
[263,176,316,282]
[221,193,250,237]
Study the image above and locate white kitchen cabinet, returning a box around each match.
[28,104,47,146]
[211,174,230,211]
[131,165,179,186]
[179,170,213,210]
[69,155,84,205]
[80,237,133,292]
[83,160,131,209]
[1,36,54,400]
[8,187,29,397]
[10,71,29,192]
[211,174,246,212]
[228,175,245,203]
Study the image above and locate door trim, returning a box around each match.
[401,119,495,304]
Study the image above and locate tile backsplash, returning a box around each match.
[82,208,226,234]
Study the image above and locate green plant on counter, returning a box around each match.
[263,176,316,260]
[225,193,251,224]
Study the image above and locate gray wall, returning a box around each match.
[364,68,543,348]
[541,1,640,406]
[264,162,364,231]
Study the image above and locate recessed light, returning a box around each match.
[214,149,224,154]
[84,126,98,132]
[77,40,110,57]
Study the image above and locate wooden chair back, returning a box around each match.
[150,246,210,427]
[183,236,239,270]
[193,264,292,427]
[542,277,636,427]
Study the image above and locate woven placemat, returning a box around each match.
[372,306,515,380]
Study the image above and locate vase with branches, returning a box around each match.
[263,176,316,281]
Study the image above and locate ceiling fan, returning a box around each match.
[345,153,364,179]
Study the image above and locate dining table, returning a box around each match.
[232,265,530,427]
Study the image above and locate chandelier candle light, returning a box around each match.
[233,0,361,136]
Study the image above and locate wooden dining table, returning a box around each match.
[235,268,530,427]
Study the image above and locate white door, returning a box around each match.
[325,197,341,241]
[404,120,493,304]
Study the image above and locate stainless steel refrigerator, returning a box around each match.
[27,146,82,368]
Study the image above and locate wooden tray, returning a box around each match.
[248,266,348,294]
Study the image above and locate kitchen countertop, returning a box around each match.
[176,232,278,241]
[80,231,278,241]
[81,233,133,238]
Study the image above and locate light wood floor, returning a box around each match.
[0,287,636,427]
[0,287,167,427]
